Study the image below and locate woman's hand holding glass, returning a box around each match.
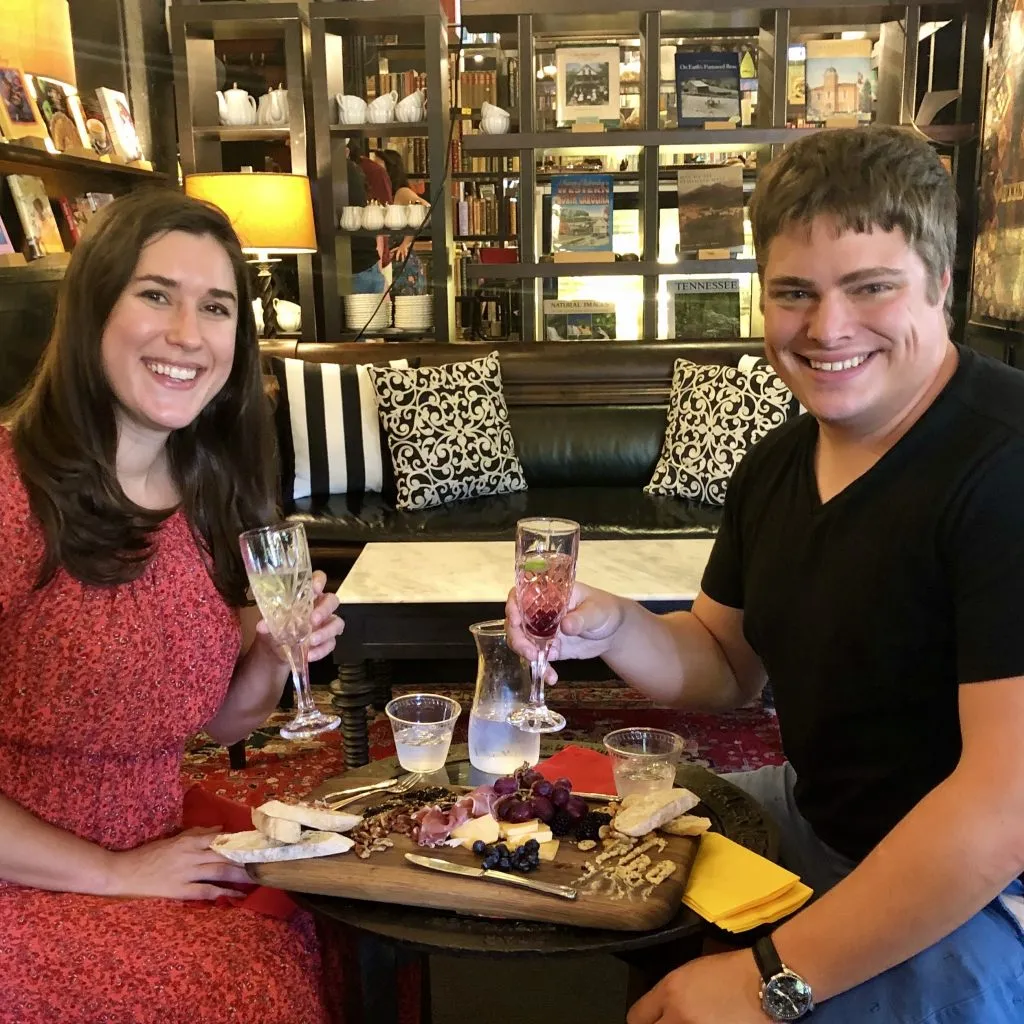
[253,569,344,664]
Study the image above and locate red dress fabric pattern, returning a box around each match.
[0,431,333,1024]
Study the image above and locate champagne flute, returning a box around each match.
[508,517,580,734]
[239,523,341,740]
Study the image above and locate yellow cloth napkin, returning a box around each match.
[682,832,813,932]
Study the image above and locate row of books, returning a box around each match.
[0,67,144,163]
[453,196,516,237]
[0,173,113,260]
[456,71,498,110]
[386,136,430,177]
[365,71,427,102]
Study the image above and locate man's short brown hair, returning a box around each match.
[749,126,957,318]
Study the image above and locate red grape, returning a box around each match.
[492,776,519,796]
[519,769,544,789]
[529,795,555,823]
[565,795,588,821]
[503,799,533,824]
[553,777,573,792]
[551,787,570,809]
[530,780,554,799]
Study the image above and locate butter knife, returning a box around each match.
[404,853,577,901]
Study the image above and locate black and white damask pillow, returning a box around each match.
[645,358,798,506]
[270,356,412,500]
[367,351,527,511]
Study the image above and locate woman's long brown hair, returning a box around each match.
[4,188,277,607]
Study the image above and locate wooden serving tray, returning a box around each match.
[250,800,699,932]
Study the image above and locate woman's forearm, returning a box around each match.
[0,791,114,893]
[203,642,290,745]
[773,772,1024,1002]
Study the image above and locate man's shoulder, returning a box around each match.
[954,346,1024,438]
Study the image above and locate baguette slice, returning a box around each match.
[252,807,302,844]
[659,814,712,837]
[613,788,700,837]
[212,829,354,864]
[255,799,362,834]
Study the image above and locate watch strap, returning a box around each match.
[753,935,785,982]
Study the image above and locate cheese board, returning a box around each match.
[249,791,699,931]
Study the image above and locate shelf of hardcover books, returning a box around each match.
[0,68,161,271]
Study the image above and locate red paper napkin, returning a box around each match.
[182,785,297,919]
[537,745,616,795]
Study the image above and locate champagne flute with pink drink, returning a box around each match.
[509,517,580,734]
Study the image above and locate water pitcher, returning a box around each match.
[467,620,541,775]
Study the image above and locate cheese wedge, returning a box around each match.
[500,818,541,839]
[212,829,353,864]
[613,788,700,837]
[451,813,500,847]
[660,814,712,837]
[252,806,302,844]
[510,827,553,848]
[537,839,560,862]
[254,799,361,833]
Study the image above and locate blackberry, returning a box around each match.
[575,811,612,842]
[549,809,576,837]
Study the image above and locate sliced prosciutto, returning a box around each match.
[412,802,472,847]
[456,784,502,819]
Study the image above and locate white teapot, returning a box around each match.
[335,93,367,124]
[383,204,408,230]
[361,204,386,231]
[257,87,289,127]
[217,83,257,126]
[366,90,398,124]
[273,298,302,333]
[339,206,363,232]
[395,89,425,123]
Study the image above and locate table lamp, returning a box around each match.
[184,170,317,338]
[0,0,78,88]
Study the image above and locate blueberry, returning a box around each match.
[523,839,540,852]
[472,840,487,855]
[519,861,534,872]
[498,857,511,871]
[495,844,509,858]
[482,853,500,870]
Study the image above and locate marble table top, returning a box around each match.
[336,538,715,605]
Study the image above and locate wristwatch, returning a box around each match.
[753,935,814,1021]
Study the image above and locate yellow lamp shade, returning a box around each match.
[184,172,318,256]
[0,0,77,88]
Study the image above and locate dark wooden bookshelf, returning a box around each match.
[465,259,759,279]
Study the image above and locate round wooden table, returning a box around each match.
[299,741,779,1023]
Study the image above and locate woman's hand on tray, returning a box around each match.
[505,581,625,683]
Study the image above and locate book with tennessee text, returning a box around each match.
[669,277,741,339]
[5,174,65,257]
[543,299,617,341]
[551,174,613,253]
[676,164,744,252]
[674,51,741,126]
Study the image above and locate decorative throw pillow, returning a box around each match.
[367,351,527,511]
[270,356,414,500]
[645,358,798,506]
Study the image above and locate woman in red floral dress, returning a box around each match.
[0,190,346,1023]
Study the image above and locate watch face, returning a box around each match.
[762,972,813,1021]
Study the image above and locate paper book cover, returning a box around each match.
[6,174,65,257]
[543,300,616,341]
[0,211,14,255]
[555,46,620,124]
[676,165,744,252]
[669,278,741,339]
[551,174,613,253]
[674,52,741,126]
[804,39,873,123]
[95,87,143,161]
[33,76,81,152]
[0,66,48,142]
[79,94,114,157]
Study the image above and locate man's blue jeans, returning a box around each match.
[728,763,1024,1023]
[350,264,385,294]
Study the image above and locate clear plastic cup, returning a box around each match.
[603,727,685,798]
[385,693,461,773]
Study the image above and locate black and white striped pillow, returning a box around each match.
[269,356,413,500]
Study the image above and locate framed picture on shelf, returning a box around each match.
[971,0,1024,332]
[0,66,48,143]
[555,46,620,124]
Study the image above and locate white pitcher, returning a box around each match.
[395,89,425,123]
[335,93,367,124]
[366,90,398,124]
[257,87,289,127]
[217,83,257,126]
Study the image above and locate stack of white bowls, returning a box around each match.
[394,295,432,333]
[345,294,390,333]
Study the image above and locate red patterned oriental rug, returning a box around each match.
[182,683,784,804]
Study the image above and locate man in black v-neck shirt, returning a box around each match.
[507,127,1024,1024]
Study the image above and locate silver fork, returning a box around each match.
[324,772,424,811]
